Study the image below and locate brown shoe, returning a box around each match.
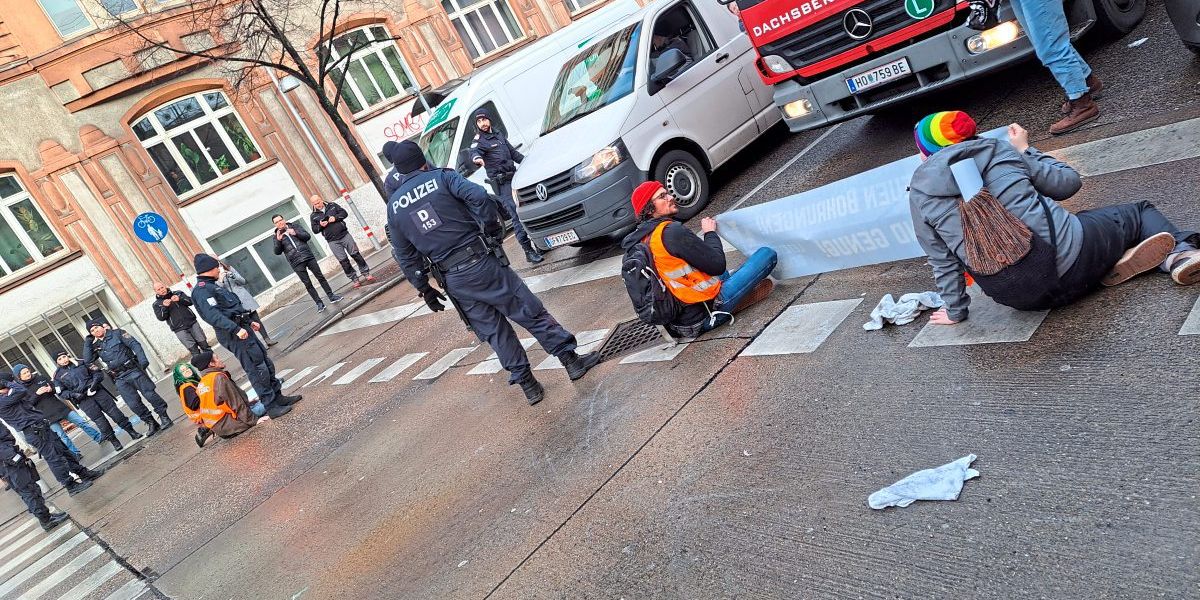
[1101,232,1175,287]
[732,279,775,313]
[1051,93,1099,135]
[1169,250,1200,285]
[1060,74,1104,114]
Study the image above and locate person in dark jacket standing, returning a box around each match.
[0,373,102,496]
[14,365,100,458]
[54,351,142,453]
[383,140,599,405]
[217,261,275,346]
[152,282,211,356]
[469,109,544,265]
[0,424,69,531]
[622,181,777,338]
[81,320,173,435]
[310,194,376,288]
[272,215,342,312]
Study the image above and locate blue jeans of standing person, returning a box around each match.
[49,411,101,455]
[702,247,779,332]
[1009,0,1092,99]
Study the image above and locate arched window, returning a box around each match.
[324,26,415,114]
[131,90,264,198]
[0,174,66,279]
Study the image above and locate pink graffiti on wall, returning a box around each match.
[383,113,429,141]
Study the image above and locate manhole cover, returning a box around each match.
[595,318,670,362]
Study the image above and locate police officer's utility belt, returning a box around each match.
[436,237,490,273]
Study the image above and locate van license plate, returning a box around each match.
[846,58,912,94]
[545,229,580,248]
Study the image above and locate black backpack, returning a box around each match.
[622,240,680,326]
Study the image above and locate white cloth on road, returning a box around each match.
[868,454,980,510]
[862,292,944,330]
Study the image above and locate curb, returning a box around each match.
[281,274,406,353]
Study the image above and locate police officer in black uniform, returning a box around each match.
[190,253,298,419]
[54,350,143,452]
[0,373,102,496]
[82,320,173,435]
[0,419,69,531]
[468,108,544,265]
[382,140,600,405]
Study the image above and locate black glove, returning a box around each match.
[421,289,447,312]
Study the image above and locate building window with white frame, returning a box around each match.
[561,0,603,14]
[37,0,93,37]
[324,26,416,115]
[131,90,264,199]
[0,175,67,279]
[442,0,525,61]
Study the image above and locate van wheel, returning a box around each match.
[655,150,709,221]
[1091,0,1145,37]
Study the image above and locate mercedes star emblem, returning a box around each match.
[843,8,873,40]
[535,183,548,201]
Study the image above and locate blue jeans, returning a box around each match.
[65,411,103,442]
[1010,0,1091,99]
[702,247,778,332]
[49,422,81,455]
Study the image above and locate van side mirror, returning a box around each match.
[651,48,688,86]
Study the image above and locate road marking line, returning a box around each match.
[728,124,842,212]
[319,301,424,337]
[303,363,346,387]
[0,525,75,580]
[1051,117,1200,177]
[0,519,36,548]
[619,342,690,364]
[469,340,536,375]
[741,299,862,356]
[102,578,147,600]
[368,353,428,383]
[414,347,476,380]
[909,286,1048,347]
[59,560,124,600]
[281,366,316,390]
[0,526,52,564]
[1179,296,1200,335]
[0,530,89,596]
[21,543,104,599]
[533,329,609,371]
[275,368,294,381]
[332,358,387,385]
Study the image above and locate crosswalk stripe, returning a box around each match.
[0,525,45,564]
[413,347,476,380]
[1179,296,1200,335]
[103,578,147,600]
[332,358,386,385]
[619,342,690,364]
[0,519,36,548]
[533,329,609,371]
[319,301,425,337]
[0,525,75,580]
[281,366,315,390]
[275,368,295,381]
[58,560,123,600]
[468,340,535,375]
[368,353,428,383]
[0,530,89,596]
[302,363,345,388]
[909,287,1048,348]
[741,299,862,356]
[20,543,104,599]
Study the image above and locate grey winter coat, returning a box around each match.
[908,138,1085,322]
[219,265,259,311]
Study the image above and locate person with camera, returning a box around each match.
[191,253,300,417]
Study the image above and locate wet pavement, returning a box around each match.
[3,7,1199,599]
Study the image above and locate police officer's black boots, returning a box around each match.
[65,478,93,496]
[518,374,545,405]
[127,428,143,441]
[40,512,70,532]
[79,467,105,481]
[560,351,601,381]
[157,413,174,430]
[195,427,213,448]
[144,419,161,437]
[107,437,124,453]
[521,241,544,264]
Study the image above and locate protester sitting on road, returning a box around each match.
[909,111,1200,326]
[152,282,212,357]
[173,360,213,448]
[218,261,276,347]
[272,215,343,313]
[179,351,271,442]
[622,181,778,338]
[14,364,101,458]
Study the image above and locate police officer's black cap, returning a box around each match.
[472,108,491,121]
[194,253,220,273]
[192,351,214,371]
[387,140,428,175]
[54,350,69,360]
[85,318,106,330]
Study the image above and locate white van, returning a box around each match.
[415,0,643,189]
[512,0,779,250]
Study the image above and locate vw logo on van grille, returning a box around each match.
[843,9,873,40]
[535,183,549,201]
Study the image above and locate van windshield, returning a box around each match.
[418,117,460,168]
[542,23,641,135]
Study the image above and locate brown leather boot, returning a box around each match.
[1060,74,1103,113]
[1050,92,1099,135]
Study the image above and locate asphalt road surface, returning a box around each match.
[3,6,1198,599]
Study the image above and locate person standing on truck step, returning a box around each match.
[1009,0,1103,134]
[383,140,601,406]
[310,194,377,288]
[469,109,545,265]
[272,215,343,313]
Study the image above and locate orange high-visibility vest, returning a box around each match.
[193,372,237,429]
[178,382,202,425]
[647,221,721,304]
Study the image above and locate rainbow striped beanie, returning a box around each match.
[914,111,977,157]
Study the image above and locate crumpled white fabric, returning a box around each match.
[868,454,980,510]
[862,292,945,330]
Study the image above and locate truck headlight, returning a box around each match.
[782,98,814,119]
[573,140,627,183]
[965,21,1021,55]
[761,54,791,75]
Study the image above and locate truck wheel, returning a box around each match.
[654,150,709,221]
[1091,0,1145,37]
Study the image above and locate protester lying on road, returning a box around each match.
[177,352,269,444]
[909,111,1200,326]
[622,181,778,338]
